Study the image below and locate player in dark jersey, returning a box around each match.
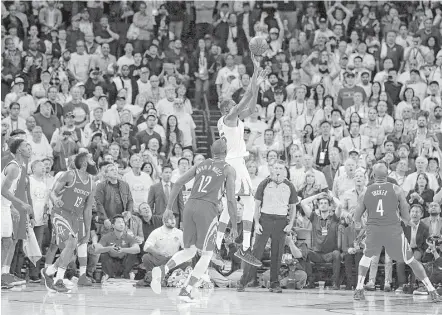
[150,139,237,303]
[41,152,96,293]
[354,162,441,302]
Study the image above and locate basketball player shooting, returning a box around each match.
[216,52,268,267]
[150,139,237,303]
[354,162,441,302]
[41,152,96,293]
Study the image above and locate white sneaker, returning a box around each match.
[365,280,375,291]
[129,272,135,280]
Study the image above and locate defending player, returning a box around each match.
[216,54,268,267]
[1,138,33,288]
[41,152,96,293]
[150,139,237,302]
[354,162,441,302]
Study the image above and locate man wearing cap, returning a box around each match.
[313,17,334,46]
[51,111,85,148]
[33,100,61,142]
[84,105,112,146]
[337,72,367,112]
[5,77,36,120]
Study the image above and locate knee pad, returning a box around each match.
[359,255,372,268]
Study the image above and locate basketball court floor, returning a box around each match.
[2,284,441,315]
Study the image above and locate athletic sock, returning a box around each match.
[79,266,87,276]
[356,275,366,290]
[2,266,10,274]
[46,264,57,276]
[422,277,435,292]
[54,268,66,282]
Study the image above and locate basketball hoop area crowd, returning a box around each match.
[4,0,442,295]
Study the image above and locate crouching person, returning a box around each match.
[136,211,185,287]
[94,215,140,282]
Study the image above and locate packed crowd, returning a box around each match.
[3,0,442,294]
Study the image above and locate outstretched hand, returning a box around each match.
[256,68,269,86]
[251,52,260,71]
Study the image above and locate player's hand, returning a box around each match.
[251,52,260,71]
[255,222,263,235]
[53,197,64,208]
[20,202,32,214]
[256,69,269,87]
[347,247,356,255]
[104,219,112,229]
[283,224,293,234]
[30,218,36,228]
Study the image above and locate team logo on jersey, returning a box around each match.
[202,217,219,252]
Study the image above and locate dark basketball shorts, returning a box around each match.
[364,224,412,263]
[51,211,81,249]
[183,199,218,251]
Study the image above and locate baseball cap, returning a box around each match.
[345,72,355,78]
[397,143,410,151]
[98,95,108,101]
[211,139,227,155]
[64,111,75,118]
[75,82,85,87]
[349,149,360,155]
[11,77,25,87]
[319,17,327,23]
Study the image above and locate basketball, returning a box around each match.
[249,37,269,56]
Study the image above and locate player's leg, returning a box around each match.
[233,160,262,266]
[151,204,198,294]
[354,226,382,300]
[42,214,77,293]
[77,221,92,286]
[386,230,440,301]
[1,207,25,286]
[179,206,219,302]
[215,197,230,250]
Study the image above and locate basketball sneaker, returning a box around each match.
[178,288,196,303]
[413,286,428,295]
[2,274,26,286]
[429,290,442,302]
[151,265,166,294]
[384,283,391,292]
[41,268,55,292]
[353,289,366,301]
[77,274,93,286]
[234,248,262,267]
[236,282,245,292]
[52,279,71,293]
[1,279,13,290]
[364,280,375,291]
[269,285,282,293]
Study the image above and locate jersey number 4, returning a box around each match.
[197,175,212,193]
[376,199,384,217]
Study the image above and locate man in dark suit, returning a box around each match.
[148,165,184,227]
[396,204,429,292]
[421,202,442,237]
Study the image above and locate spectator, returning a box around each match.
[96,163,134,230]
[148,165,184,221]
[94,214,140,281]
[422,202,442,237]
[33,100,61,142]
[136,211,184,287]
[406,173,435,218]
[300,192,342,290]
[3,102,26,137]
[123,154,154,211]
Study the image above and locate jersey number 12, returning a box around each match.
[376,199,384,217]
[197,175,212,193]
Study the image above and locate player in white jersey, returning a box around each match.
[1,138,33,288]
[216,54,268,267]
